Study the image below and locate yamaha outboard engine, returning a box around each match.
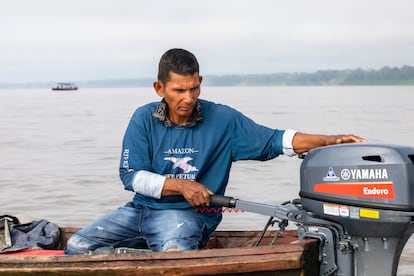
[300,143,414,275]
[211,143,414,275]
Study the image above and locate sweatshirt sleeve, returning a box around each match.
[230,109,285,161]
[119,107,154,192]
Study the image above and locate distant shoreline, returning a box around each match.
[1,65,414,89]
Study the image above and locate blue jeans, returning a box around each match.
[64,202,210,255]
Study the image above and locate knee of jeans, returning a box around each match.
[156,238,199,252]
[64,233,96,255]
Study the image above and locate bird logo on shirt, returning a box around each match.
[164,157,199,173]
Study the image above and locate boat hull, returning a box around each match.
[52,87,78,91]
[0,228,319,275]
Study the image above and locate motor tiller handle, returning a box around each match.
[210,195,237,208]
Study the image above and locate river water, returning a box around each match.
[1,86,413,274]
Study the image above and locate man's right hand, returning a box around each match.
[162,178,213,207]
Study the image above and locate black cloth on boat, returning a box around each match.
[0,215,60,253]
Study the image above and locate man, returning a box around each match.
[65,48,365,254]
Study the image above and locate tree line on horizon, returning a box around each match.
[1,65,414,89]
[202,65,414,86]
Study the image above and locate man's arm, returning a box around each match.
[132,170,212,207]
[132,131,366,207]
[160,132,365,206]
[292,132,366,154]
[162,178,213,207]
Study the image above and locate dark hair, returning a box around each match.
[158,48,199,84]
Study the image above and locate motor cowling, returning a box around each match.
[299,143,414,275]
[300,143,414,236]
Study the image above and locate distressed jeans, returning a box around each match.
[64,202,209,255]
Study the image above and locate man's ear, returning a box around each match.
[153,81,164,97]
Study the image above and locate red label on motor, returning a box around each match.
[313,182,395,199]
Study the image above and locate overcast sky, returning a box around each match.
[1,0,413,83]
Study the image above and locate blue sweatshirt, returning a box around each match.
[119,99,285,232]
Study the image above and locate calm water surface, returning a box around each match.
[1,86,413,274]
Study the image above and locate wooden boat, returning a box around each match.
[0,227,319,275]
[52,83,78,91]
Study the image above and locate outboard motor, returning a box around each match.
[211,143,414,275]
[300,143,414,275]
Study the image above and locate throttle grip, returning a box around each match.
[210,195,236,208]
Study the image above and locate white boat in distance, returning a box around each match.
[52,83,78,91]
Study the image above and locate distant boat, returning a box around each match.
[52,83,78,91]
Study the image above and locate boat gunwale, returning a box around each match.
[0,229,320,275]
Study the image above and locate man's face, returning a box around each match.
[154,72,202,126]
